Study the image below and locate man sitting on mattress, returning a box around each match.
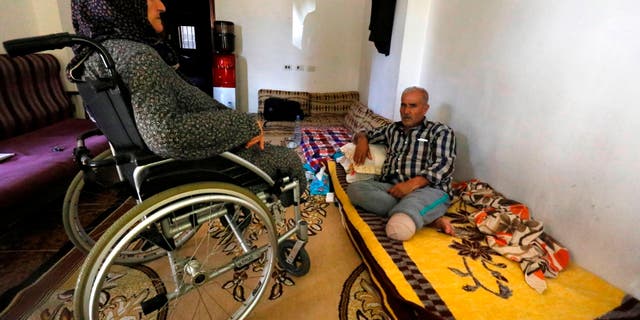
[347,86,456,241]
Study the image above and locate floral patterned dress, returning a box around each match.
[83,40,306,197]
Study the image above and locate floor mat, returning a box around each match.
[1,195,381,320]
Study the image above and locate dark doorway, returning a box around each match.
[162,0,215,95]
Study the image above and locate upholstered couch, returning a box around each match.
[257,89,391,136]
[0,53,108,215]
[257,89,392,168]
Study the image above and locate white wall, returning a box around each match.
[0,1,39,53]
[394,0,430,119]
[419,0,640,298]
[0,0,71,55]
[216,0,367,113]
[359,0,405,119]
[361,0,431,121]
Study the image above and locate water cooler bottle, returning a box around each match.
[212,21,236,109]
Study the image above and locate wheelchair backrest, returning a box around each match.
[78,79,148,153]
[76,69,277,197]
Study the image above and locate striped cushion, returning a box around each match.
[344,102,372,132]
[344,103,392,133]
[361,110,392,131]
[258,89,311,116]
[0,54,74,139]
[309,91,359,115]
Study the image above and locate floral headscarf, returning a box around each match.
[68,0,178,74]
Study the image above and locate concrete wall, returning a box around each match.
[215,0,367,113]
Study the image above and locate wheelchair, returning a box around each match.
[4,33,311,319]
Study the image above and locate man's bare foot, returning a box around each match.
[430,217,456,236]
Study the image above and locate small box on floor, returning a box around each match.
[325,192,335,203]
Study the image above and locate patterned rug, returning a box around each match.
[339,264,390,320]
[1,130,392,319]
[1,192,390,320]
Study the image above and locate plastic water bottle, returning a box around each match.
[293,115,302,146]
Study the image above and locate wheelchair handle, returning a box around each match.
[3,33,117,85]
[3,33,73,56]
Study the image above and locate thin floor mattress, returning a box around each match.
[328,160,639,320]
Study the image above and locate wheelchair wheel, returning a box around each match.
[278,239,311,277]
[62,150,134,254]
[74,182,278,320]
[63,150,199,264]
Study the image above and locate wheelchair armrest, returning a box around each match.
[73,146,125,169]
[77,128,103,143]
[91,150,161,168]
[74,129,108,167]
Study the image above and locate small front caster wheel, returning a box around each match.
[278,239,310,276]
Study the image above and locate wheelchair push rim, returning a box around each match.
[74,182,278,320]
[62,150,202,264]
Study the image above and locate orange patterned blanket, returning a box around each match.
[453,179,570,293]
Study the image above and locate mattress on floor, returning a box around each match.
[328,160,639,320]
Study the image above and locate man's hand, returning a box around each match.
[353,132,372,165]
[387,181,415,198]
[387,176,429,198]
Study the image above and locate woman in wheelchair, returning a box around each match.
[56,0,310,318]
[69,0,306,194]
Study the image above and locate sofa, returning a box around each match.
[0,53,108,215]
[257,89,392,168]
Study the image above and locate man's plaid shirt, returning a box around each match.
[366,118,456,197]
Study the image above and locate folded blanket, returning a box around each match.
[454,179,570,293]
[300,127,351,170]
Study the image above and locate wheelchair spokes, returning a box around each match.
[62,150,135,255]
[74,182,278,320]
